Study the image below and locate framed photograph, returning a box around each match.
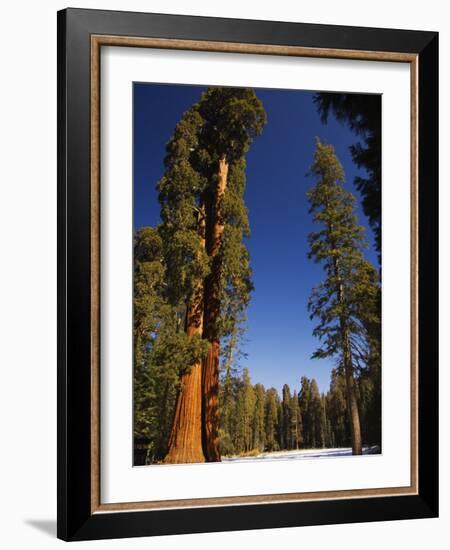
[57,8,438,541]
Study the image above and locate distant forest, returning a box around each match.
[218,368,380,459]
[135,354,380,465]
[133,87,381,466]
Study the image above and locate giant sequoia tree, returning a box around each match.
[158,87,266,463]
[307,139,380,455]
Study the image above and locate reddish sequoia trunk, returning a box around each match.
[163,212,206,464]
[163,354,204,464]
[202,341,221,461]
[202,157,229,462]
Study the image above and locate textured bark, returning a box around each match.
[202,341,221,461]
[163,357,204,464]
[338,276,362,455]
[202,157,229,462]
[334,256,362,456]
[342,329,363,455]
[163,211,206,464]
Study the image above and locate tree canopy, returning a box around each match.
[306,138,380,454]
[313,93,382,259]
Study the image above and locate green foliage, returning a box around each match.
[321,393,332,448]
[298,377,325,448]
[327,369,351,447]
[299,376,312,448]
[216,158,254,339]
[357,302,382,448]
[134,88,382,463]
[280,384,292,449]
[158,87,265,341]
[252,384,266,451]
[265,388,280,452]
[133,227,166,370]
[157,108,210,306]
[306,139,381,453]
[196,87,267,164]
[139,86,266,464]
[218,367,239,456]
[289,390,302,449]
[217,368,379,457]
[236,368,256,452]
[198,90,265,340]
[313,93,381,257]
[309,379,325,448]
[133,227,209,464]
[307,139,380,372]
[278,384,303,450]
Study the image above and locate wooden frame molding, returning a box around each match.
[90,34,419,515]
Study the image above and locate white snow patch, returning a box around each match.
[223,446,380,462]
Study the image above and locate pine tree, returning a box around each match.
[327,368,351,447]
[359,285,382,448]
[236,368,256,452]
[133,227,166,373]
[313,93,381,259]
[133,227,168,463]
[289,390,302,449]
[320,393,331,448]
[358,325,381,448]
[306,138,380,455]
[281,384,292,449]
[218,329,241,456]
[299,377,312,448]
[252,383,266,451]
[265,388,280,452]
[309,379,324,448]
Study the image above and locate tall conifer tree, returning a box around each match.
[299,376,312,448]
[158,88,266,463]
[327,368,350,447]
[252,383,266,451]
[281,384,292,449]
[306,139,380,455]
[265,388,280,452]
[158,107,210,464]
[313,93,382,258]
[289,390,302,449]
[310,379,324,448]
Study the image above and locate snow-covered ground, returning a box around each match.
[223,446,380,462]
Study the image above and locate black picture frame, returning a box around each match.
[57,7,438,541]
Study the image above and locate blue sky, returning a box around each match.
[133,83,378,395]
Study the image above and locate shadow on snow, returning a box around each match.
[223,446,380,462]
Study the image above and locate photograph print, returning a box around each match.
[133,83,381,466]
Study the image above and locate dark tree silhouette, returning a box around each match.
[313,93,381,261]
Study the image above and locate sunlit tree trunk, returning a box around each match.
[164,211,206,464]
[202,157,229,462]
